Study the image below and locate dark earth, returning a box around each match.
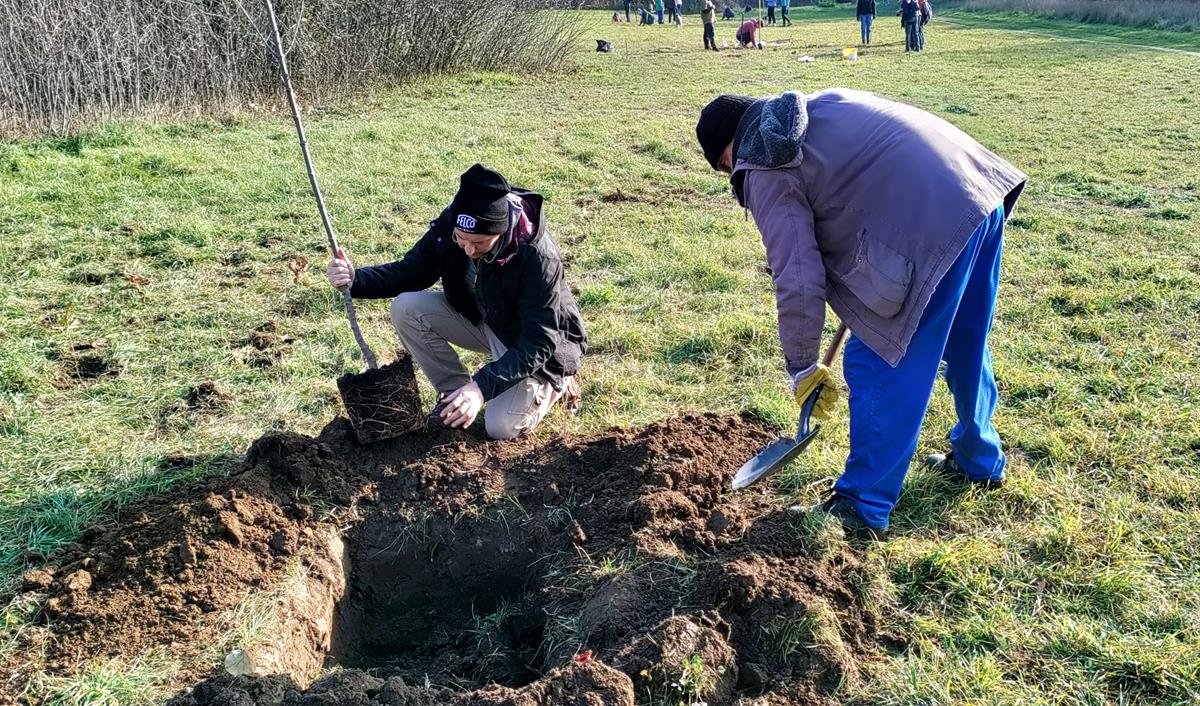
[56,339,120,384]
[2,364,896,705]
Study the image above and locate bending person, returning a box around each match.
[695,90,1025,539]
[737,17,764,47]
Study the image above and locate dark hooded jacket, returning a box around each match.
[349,189,586,401]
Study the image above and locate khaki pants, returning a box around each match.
[390,291,556,440]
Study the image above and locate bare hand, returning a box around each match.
[440,381,485,429]
[326,247,355,290]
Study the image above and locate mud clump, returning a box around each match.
[5,413,895,706]
[612,616,738,704]
[163,381,234,424]
[599,188,644,203]
[182,381,233,410]
[65,266,112,285]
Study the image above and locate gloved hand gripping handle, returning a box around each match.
[796,323,850,439]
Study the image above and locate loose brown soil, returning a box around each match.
[3,401,895,705]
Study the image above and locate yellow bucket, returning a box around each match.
[842,47,859,61]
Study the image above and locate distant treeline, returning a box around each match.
[0,0,578,137]
[957,0,1200,30]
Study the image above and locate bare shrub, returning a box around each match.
[0,0,580,137]
[958,0,1200,31]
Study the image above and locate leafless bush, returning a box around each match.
[958,0,1200,30]
[0,0,579,137]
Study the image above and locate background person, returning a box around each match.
[780,0,792,27]
[900,0,921,51]
[918,0,933,49]
[857,0,875,44]
[702,0,719,49]
[765,0,777,25]
[737,17,763,47]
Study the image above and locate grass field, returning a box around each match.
[941,6,1200,51]
[954,0,1200,34]
[2,5,1200,703]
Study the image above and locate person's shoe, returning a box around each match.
[810,494,889,542]
[924,451,1006,489]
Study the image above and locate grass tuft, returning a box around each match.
[36,652,176,706]
[759,601,847,664]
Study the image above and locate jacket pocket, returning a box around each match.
[840,230,914,318]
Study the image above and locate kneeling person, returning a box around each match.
[326,164,587,439]
[737,18,763,48]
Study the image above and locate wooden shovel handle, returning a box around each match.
[822,322,850,367]
[264,0,377,370]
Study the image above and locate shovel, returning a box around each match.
[265,0,422,443]
[732,322,850,490]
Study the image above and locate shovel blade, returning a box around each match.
[731,427,821,490]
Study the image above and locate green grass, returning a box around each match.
[942,6,1200,47]
[2,5,1200,703]
[36,652,176,706]
[467,598,520,652]
[760,606,846,663]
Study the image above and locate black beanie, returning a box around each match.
[695,94,756,170]
[450,163,511,234]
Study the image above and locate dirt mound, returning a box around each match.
[173,661,634,706]
[4,410,894,706]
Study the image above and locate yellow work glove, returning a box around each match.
[792,364,840,421]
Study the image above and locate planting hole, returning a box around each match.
[329,511,549,688]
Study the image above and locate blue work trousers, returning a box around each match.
[834,206,1007,529]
